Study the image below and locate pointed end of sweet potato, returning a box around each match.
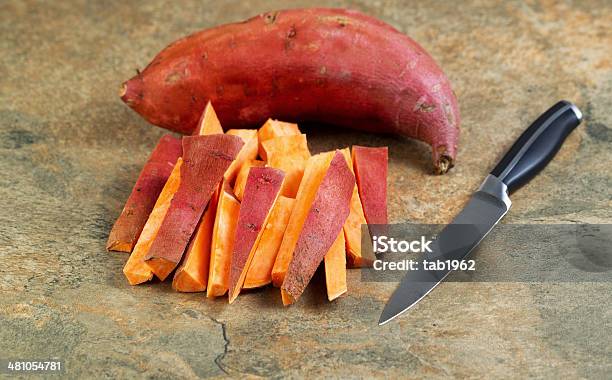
[119,76,143,108]
[347,254,374,268]
[123,268,154,286]
[197,101,224,135]
[172,271,206,292]
[206,284,227,298]
[271,271,284,288]
[144,257,176,281]
[327,287,347,302]
[228,287,240,304]
[281,288,294,306]
[433,145,455,174]
[243,279,271,289]
[106,239,133,253]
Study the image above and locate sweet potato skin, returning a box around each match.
[123,158,183,285]
[281,151,355,303]
[172,186,219,292]
[352,146,388,226]
[121,8,460,173]
[228,167,285,302]
[107,134,182,252]
[233,159,265,201]
[144,135,243,280]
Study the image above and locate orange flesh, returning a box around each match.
[281,288,294,306]
[271,152,334,287]
[324,232,347,301]
[258,119,300,160]
[224,129,258,184]
[195,101,224,135]
[340,148,369,267]
[233,159,265,201]
[172,186,219,292]
[228,167,285,303]
[144,258,176,281]
[207,187,241,297]
[123,158,182,285]
[262,134,311,198]
[243,196,295,289]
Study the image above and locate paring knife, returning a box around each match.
[379,100,583,325]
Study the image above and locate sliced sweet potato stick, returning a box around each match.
[172,102,226,291]
[207,185,240,297]
[257,119,300,160]
[271,151,334,287]
[123,158,183,285]
[144,134,244,281]
[281,151,354,305]
[228,167,285,303]
[233,159,265,201]
[107,134,182,252]
[340,148,370,267]
[352,146,388,226]
[243,196,295,289]
[194,101,223,135]
[324,232,347,301]
[172,185,219,292]
[224,129,258,185]
[262,134,310,198]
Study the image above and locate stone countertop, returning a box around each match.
[1,0,610,378]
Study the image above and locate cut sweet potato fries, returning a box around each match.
[340,148,370,267]
[324,232,347,301]
[207,184,240,297]
[144,134,243,281]
[114,103,388,305]
[262,134,310,198]
[244,196,294,289]
[107,134,182,252]
[123,158,183,285]
[228,167,284,303]
[272,152,334,286]
[233,159,265,201]
[173,104,226,291]
[281,151,355,304]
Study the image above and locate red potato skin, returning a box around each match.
[352,146,388,225]
[144,134,243,280]
[281,151,355,302]
[107,134,182,252]
[121,8,460,174]
[228,167,285,302]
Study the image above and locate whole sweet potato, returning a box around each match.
[120,8,460,173]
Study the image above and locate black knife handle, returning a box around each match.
[490,100,582,193]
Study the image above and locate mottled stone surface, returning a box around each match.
[1,0,611,378]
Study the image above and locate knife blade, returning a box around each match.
[379,100,583,325]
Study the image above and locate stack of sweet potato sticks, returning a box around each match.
[107,103,388,305]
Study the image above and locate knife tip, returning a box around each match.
[378,306,399,326]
